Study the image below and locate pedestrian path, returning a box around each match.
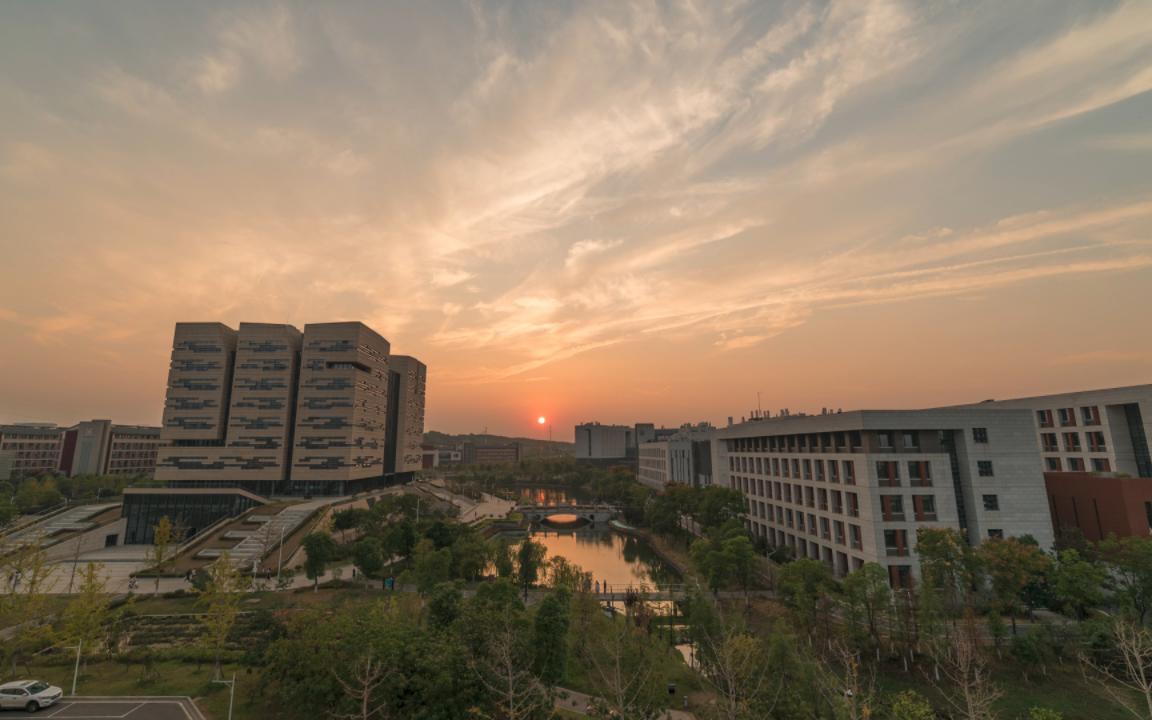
[225,505,314,568]
[0,503,119,554]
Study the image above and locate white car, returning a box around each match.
[0,680,63,712]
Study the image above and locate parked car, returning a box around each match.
[0,680,63,712]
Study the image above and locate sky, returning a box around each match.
[1,0,1151,440]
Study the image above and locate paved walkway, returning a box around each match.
[555,687,696,719]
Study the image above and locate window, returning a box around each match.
[1046,457,1062,471]
[835,521,846,545]
[1068,457,1086,472]
[1064,433,1082,452]
[973,427,988,444]
[829,462,840,483]
[1037,409,1054,428]
[1041,433,1059,452]
[1092,458,1112,473]
[902,431,919,449]
[888,565,912,589]
[850,524,863,550]
[818,489,828,511]
[1088,431,1107,452]
[820,517,831,540]
[846,492,860,518]
[878,431,894,449]
[1081,406,1101,426]
[982,494,999,511]
[913,495,937,521]
[807,513,817,536]
[881,495,905,521]
[831,490,843,514]
[876,461,901,486]
[843,460,856,485]
[987,529,1004,539]
[804,486,815,508]
[977,461,994,477]
[1058,407,1076,426]
[884,529,909,556]
[908,461,932,487]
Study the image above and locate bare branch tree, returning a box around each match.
[1082,617,1152,720]
[928,610,1001,720]
[580,614,662,720]
[329,654,392,720]
[693,617,781,720]
[469,608,551,720]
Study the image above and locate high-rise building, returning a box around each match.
[385,356,427,474]
[0,424,64,481]
[290,322,391,494]
[715,408,1053,587]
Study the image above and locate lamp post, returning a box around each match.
[213,672,236,720]
[64,641,82,695]
[275,525,286,587]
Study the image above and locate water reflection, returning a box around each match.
[516,486,591,506]
[522,525,679,588]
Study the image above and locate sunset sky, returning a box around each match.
[1,1,1150,439]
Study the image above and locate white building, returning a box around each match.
[955,385,1152,477]
[574,423,634,460]
[638,424,715,490]
[713,408,1053,587]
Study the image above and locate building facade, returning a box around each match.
[61,420,162,477]
[463,442,521,466]
[713,409,1053,587]
[959,385,1152,477]
[151,320,422,497]
[637,441,669,490]
[0,424,65,481]
[1045,471,1152,541]
[574,423,634,460]
[386,356,427,475]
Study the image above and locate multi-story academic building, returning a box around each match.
[60,420,162,477]
[638,424,715,490]
[0,424,64,480]
[386,356,427,474]
[714,408,1053,587]
[574,423,634,460]
[152,320,423,496]
[957,385,1152,477]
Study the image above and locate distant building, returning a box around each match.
[0,424,64,481]
[385,356,427,475]
[638,424,715,490]
[715,408,1053,587]
[463,442,521,466]
[60,420,162,478]
[957,385,1152,477]
[421,444,439,470]
[574,423,633,460]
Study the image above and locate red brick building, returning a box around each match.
[1046,472,1152,541]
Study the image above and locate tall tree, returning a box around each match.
[916,528,978,613]
[198,554,243,680]
[352,537,384,589]
[1082,617,1152,720]
[303,532,339,592]
[150,515,174,595]
[776,558,834,639]
[1100,535,1152,624]
[60,562,113,671]
[516,539,547,601]
[929,611,1001,720]
[532,589,571,686]
[977,537,1051,634]
[1050,549,1106,619]
[843,563,891,649]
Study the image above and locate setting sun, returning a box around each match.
[537,416,547,425]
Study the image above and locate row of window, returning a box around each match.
[727,427,990,454]
[1040,431,1108,453]
[1046,456,1112,472]
[729,456,858,483]
[1037,406,1102,428]
[733,476,861,517]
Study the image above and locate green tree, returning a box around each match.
[532,588,571,686]
[198,554,243,680]
[490,538,515,579]
[1027,708,1063,720]
[451,529,489,582]
[978,537,1051,634]
[149,515,174,595]
[516,539,547,601]
[1100,534,1152,624]
[60,562,113,672]
[352,536,384,588]
[776,558,834,638]
[916,527,978,613]
[427,582,463,629]
[1051,549,1106,619]
[409,538,452,594]
[302,532,338,592]
[888,690,935,720]
[843,563,891,649]
[332,508,373,542]
[723,533,758,600]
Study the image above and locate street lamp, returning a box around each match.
[275,525,286,587]
[213,672,236,720]
[64,641,82,695]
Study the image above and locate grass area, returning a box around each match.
[19,660,260,720]
[875,661,1135,720]
[125,585,399,616]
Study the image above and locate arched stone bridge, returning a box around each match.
[516,504,622,523]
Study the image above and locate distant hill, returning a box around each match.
[423,430,573,458]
